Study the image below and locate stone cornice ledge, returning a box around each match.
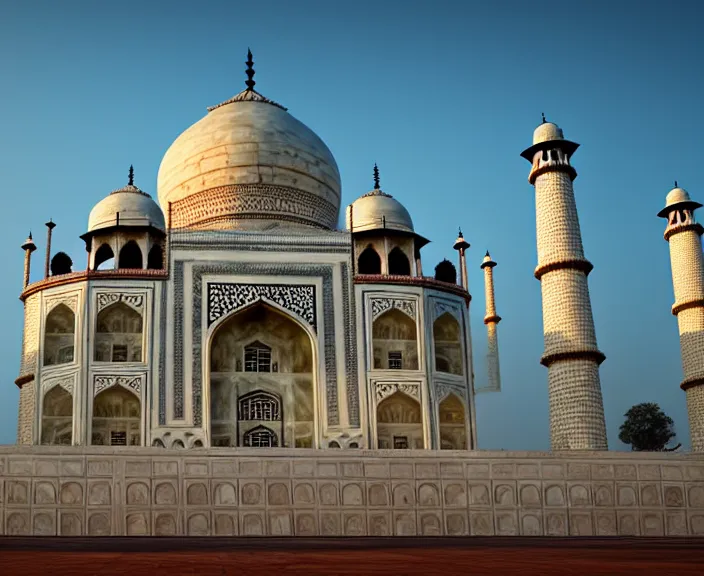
[14,373,34,388]
[354,274,471,302]
[20,269,168,301]
[672,297,704,316]
[170,229,352,249]
[534,258,594,280]
[540,349,606,367]
[664,222,704,241]
[0,445,702,460]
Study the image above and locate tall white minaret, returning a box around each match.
[520,117,608,450]
[658,183,704,452]
[481,252,502,392]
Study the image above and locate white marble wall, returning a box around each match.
[1,447,703,536]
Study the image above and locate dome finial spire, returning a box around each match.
[541,112,547,124]
[245,48,255,91]
[373,163,380,190]
[128,165,134,186]
[675,180,679,188]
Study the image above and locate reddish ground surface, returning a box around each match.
[1,536,703,575]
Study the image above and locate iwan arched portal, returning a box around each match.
[208,302,316,448]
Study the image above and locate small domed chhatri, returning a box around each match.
[658,181,703,218]
[346,164,417,236]
[87,166,165,234]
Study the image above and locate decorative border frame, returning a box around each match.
[207,283,317,330]
[168,259,358,429]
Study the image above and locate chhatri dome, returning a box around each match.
[346,164,419,236]
[87,166,165,233]
[658,182,704,217]
[157,50,341,231]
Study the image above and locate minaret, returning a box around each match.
[481,252,502,392]
[453,230,470,290]
[44,219,56,278]
[658,183,704,451]
[21,232,37,289]
[520,117,608,450]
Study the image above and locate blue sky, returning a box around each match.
[0,0,701,449]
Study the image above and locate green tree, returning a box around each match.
[618,403,681,451]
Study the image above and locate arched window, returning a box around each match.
[41,385,73,445]
[94,302,143,363]
[238,390,281,421]
[244,341,271,373]
[94,243,115,270]
[434,259,457,284]
[433,312,463,375]
[388,247,411,276]
[372,308,418,370]
[91,386,141,446]
[50,252,73,276]
[376,391,423,449]
[147,244,163,270]
[439,393,467,450]
[44,304,75,366]
[118,240,143,269]
[210,303,314,448]
[243,425,278,448]
[358,245,381,274]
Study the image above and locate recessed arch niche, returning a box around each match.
[376,391,423,449]
[41,385,73,445]
[94,301,143,363]
[438,392,467,450]
[372,308,418,370]
[433,312,463,375]
[209,302,315,448]
[43,303,75,366]
[91,385,141,446]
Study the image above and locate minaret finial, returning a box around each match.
[373,163,380,190]
[485,250,490,257]
[28,231,32,240]
[128,165,134,186]
[245,48,255,91]
[458,227,463,238]
[541,112,546,124]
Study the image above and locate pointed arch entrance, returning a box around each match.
[208,301,316,448]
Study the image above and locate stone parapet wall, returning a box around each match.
[1,447,704,537]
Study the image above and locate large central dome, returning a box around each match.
[157,54,341,231]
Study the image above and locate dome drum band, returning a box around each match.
[168,183,339,230]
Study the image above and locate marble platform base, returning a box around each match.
[1,446,703,537]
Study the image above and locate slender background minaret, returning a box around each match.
[521,117,608,450]
[658,183,704,452]
[21,232,37,289]
[481,252,502,392]
[44,219,55,278]
[453,230,469,290]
